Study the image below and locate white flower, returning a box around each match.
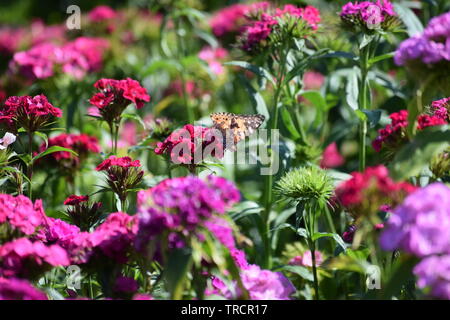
[0,132,16,150]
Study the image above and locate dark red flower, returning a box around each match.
[64,195,89,206]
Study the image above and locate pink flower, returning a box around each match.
[154,124,224,164]
[12,43,57,79]
[320,142,345,168]
[0,194,45,236]
[0,238,70,278]
[289,251,323,267]
[198,46,229,75]
[303,71,325,90]
[88,6,117,22]
[417,114,448,130]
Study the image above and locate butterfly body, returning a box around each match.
[210,112,265,151]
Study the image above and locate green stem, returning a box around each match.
[27,131,34,199]
[261,46,288,269]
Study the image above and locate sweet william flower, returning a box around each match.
[89,78,150,125]
[0,132,16,150]
[380,183,450,257]
[38,133,100,174]
[96,156,143,205]
[320,142,345,168]
[0,194,45,238]
[0,277,47,300]
[0,94,62,133]
[414,255,450,300]
[0,237,70,279]
[64,195,102,231]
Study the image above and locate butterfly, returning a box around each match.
[210,112,265,151]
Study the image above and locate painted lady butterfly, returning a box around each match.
[210,112,265,151]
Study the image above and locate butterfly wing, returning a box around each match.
[210,113,265,151]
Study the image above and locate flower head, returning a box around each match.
[0,237,70,279]
[380,183,450,257]
[335,165,417,221]
[89,78,150,125]
[0,95,62,133]
[64,195,102,231]
[154,124,224,165]
[96,156,143,203]
[0,277,47,300]
[135,175,240,254]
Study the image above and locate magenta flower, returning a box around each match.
[198,46,229,75]
[0,194,45,236]
[0,277,47,300]
[135,175,240,254]
[320,142,345,168]
[380,183,450,257]
[0,237,70,279]
[289,251,324,267]
[154,124,224,165]
[88,5,117,22]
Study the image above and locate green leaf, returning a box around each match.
[279,265,314,282]
[35,131,48,149]
[121,113,146,130]
[280,105,301,140]
[164,247,192,299]
[345,67,359,110]
[296,228,309,239]
[361,109,382,128]
[225,61,274,86]
[32,146,78,165]
[312,232,347,251]
[393,3,423,36]
[390,125,450,181]
[298,91,328,111]
[238,74,270,121]
[368,52,395,67]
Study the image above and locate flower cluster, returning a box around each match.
[207,249,295,300]
[87,212,138,264]
[431,97,450,122]
[380,183,450,257]
[395,12,450,68]
[320,143,345,169]
[0,237,70,279]
[335,165,417,221]
[372,108,448,154]
[89,78,150,125]
[0,28,24,56]
[198,46,229,76]
[0,94,62,133]
[0,194,45,239]
[340,1,397,32]
[64,195,103,231]
[38,133,100,172]
[238,4,321,53]
[96,156,144,203]
[0,277,47,300]
[154,124,224,165]
[135,175,240,254]
[380,183,450,299]
[209,2,269,38]
[88,5,117,23]
[11,37,109,80]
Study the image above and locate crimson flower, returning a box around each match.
[89,78,150,125]
[96,156,143,204]
[0,94,62,133]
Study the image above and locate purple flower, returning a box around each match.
[380,183,450,257]
[414,255,450,300]
[135,175,240,253]
[424,12,450,41]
